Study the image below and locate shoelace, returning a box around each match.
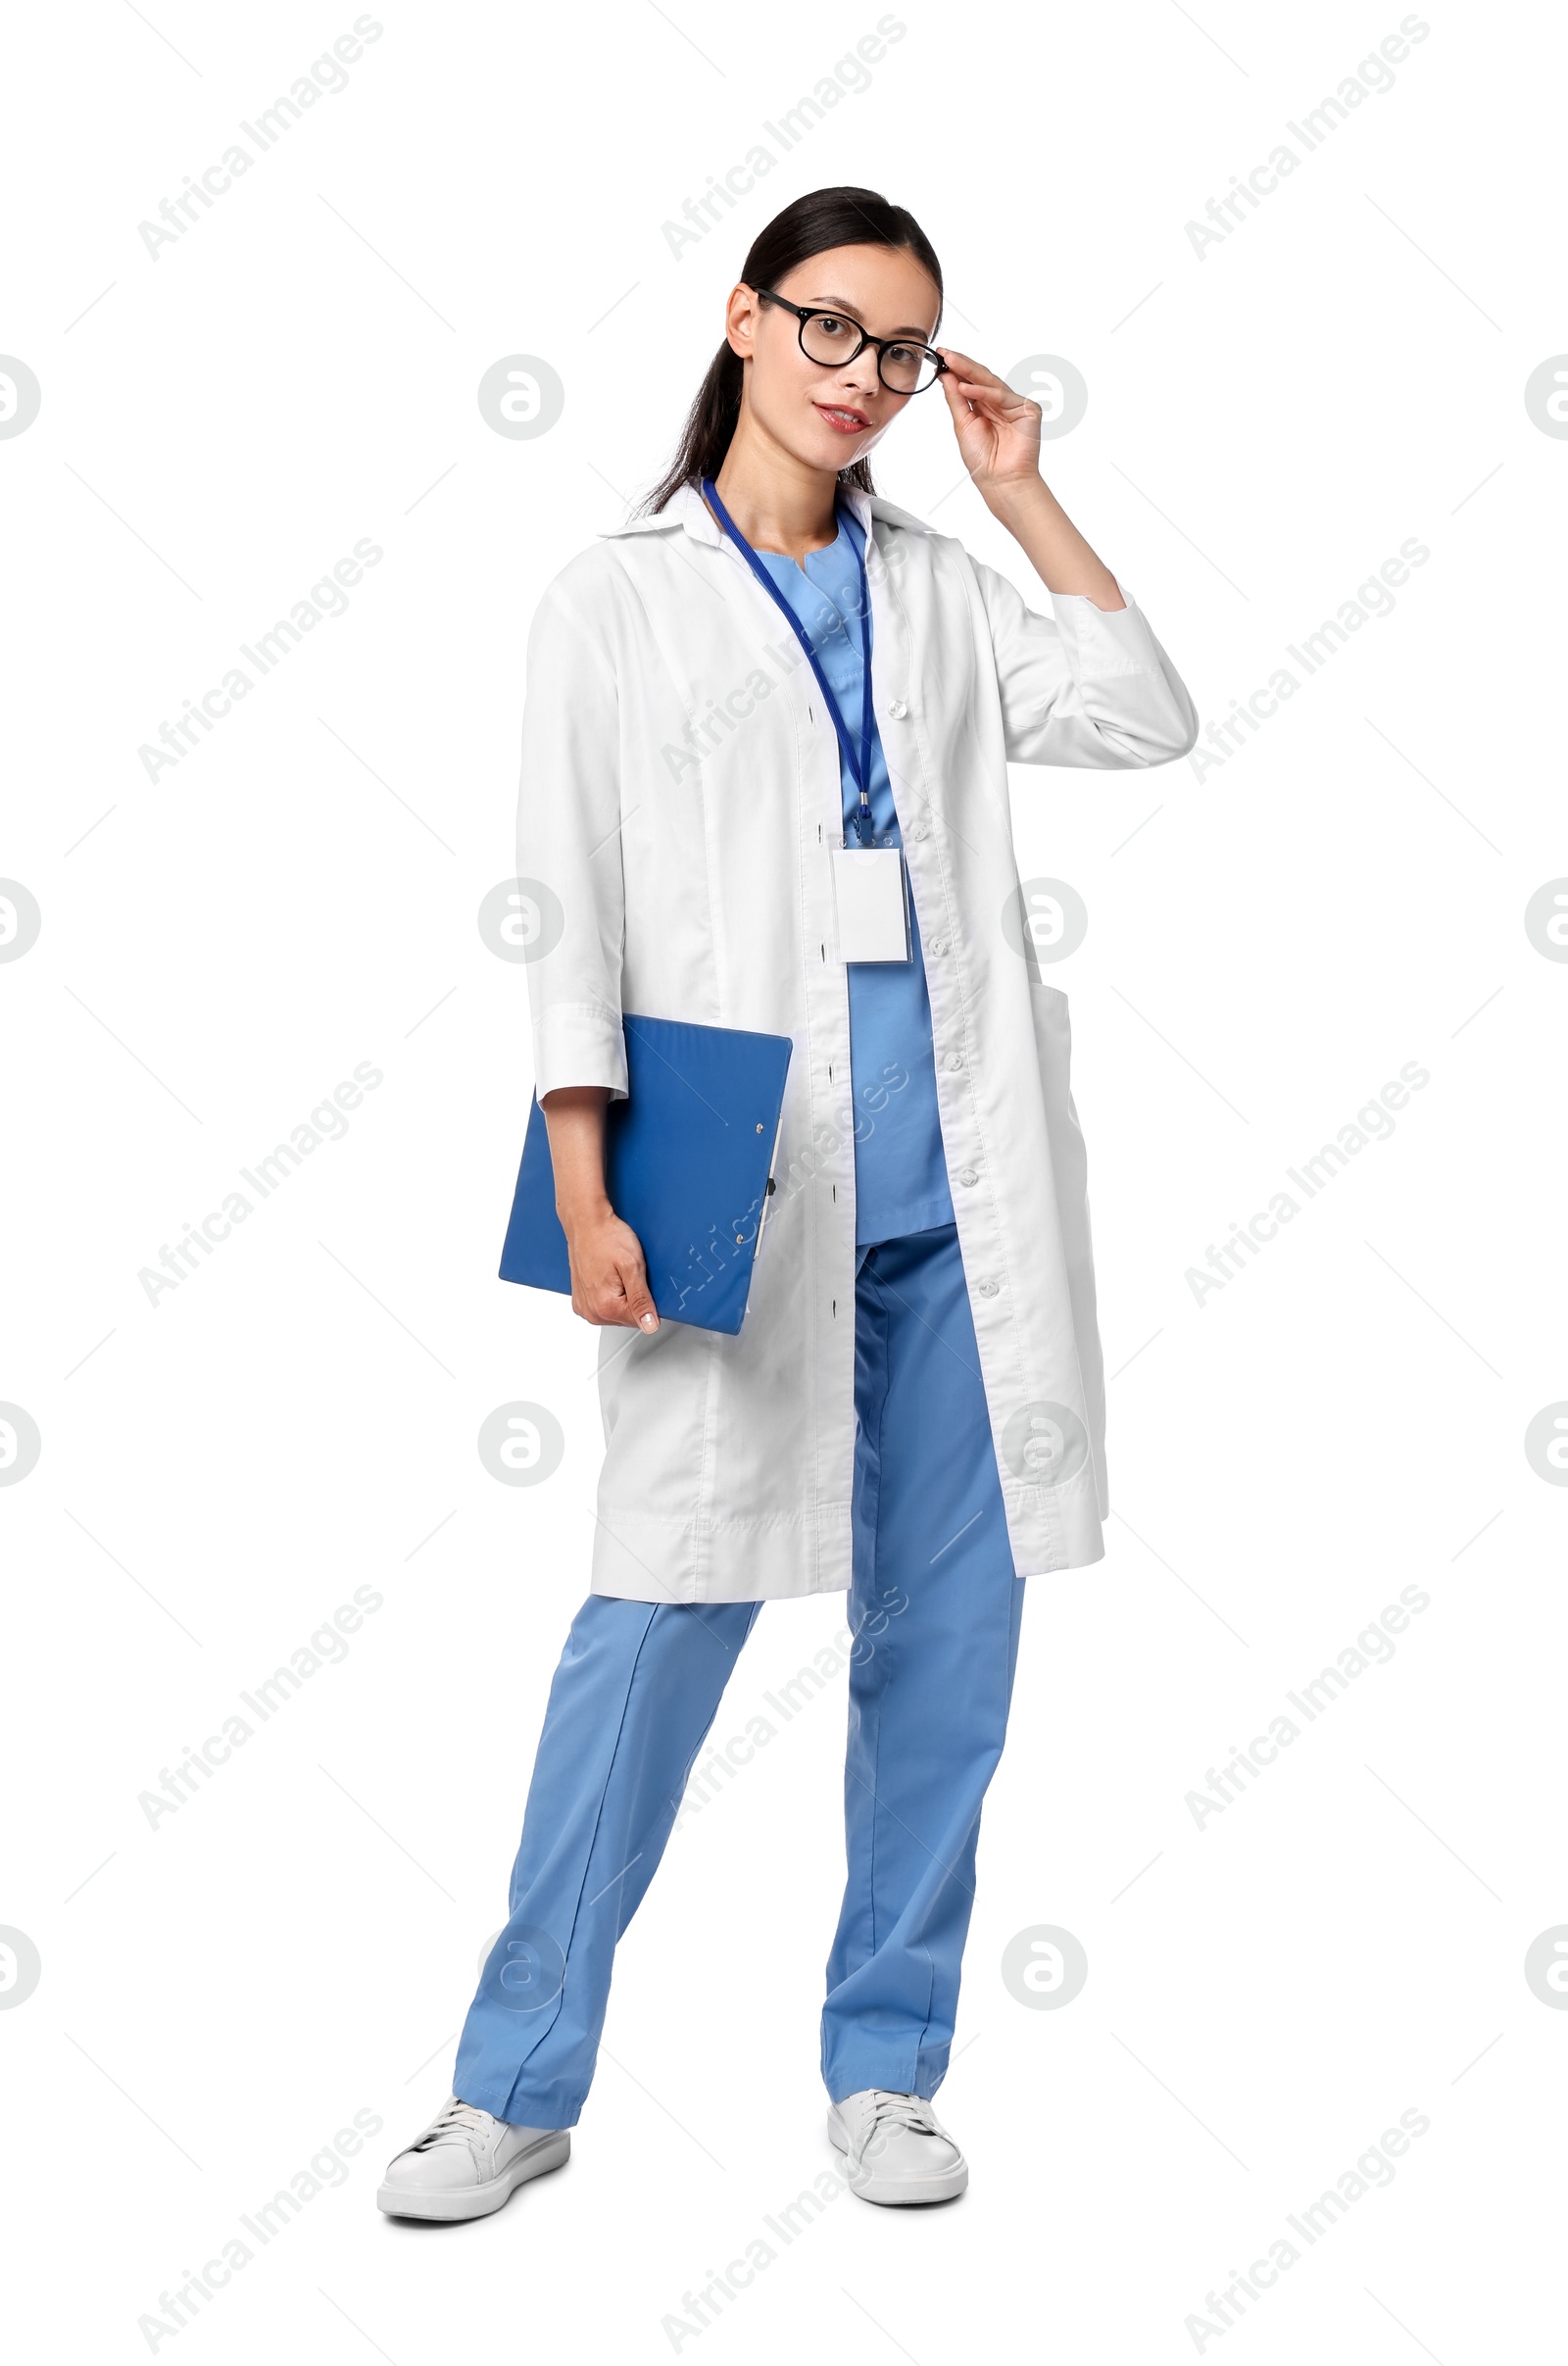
[411,2097,493,2153]
[863,2090,939,2137]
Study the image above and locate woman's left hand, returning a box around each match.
[937,348,1045,503]
[934,346,1125,610]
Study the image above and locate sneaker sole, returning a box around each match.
[376,2131,570,2222]
[827,2112,968,2206]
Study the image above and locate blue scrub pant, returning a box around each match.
[453,1222,1026,2125]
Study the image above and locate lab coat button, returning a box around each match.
[958,1165,978,1186]
[908,820,929,841]
[928,935,945,955]
[977,1278,1000,1298]
[945,1051,964,1070]
[887,698,907,719]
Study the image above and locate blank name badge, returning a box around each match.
[831,845,911,962]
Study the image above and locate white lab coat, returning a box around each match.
[516,479,1198,1602]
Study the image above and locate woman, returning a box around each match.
[378,186,1197,2221]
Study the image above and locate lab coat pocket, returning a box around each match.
[1023,977,1106,1513]
[1026,981,1092,1283]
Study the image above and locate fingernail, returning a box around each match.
[640,1312,657,1331]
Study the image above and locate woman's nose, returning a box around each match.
[837,353,880,401]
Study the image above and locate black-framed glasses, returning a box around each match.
[755,287,948,396]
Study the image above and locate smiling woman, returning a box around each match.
[378,183,1200,2226]
[644,188,947,526]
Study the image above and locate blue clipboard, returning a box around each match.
[499,1014,794,1335]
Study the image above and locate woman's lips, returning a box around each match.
[815,402,870,433]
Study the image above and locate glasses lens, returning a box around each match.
[879,343,939,394]
[800,312,863,366]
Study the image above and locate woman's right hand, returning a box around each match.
[542,1083,660,1331]
[562,1204,660,1332]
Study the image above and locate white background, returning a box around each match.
[4,1,1564,2357]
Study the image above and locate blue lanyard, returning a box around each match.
[702,475,877,846]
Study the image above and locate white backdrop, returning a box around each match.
[5,1,1564,2357]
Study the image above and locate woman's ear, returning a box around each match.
[724,281,760,362]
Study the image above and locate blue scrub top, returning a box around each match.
[755,510,956,1245]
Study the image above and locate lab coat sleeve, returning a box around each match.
[970,555,1200,768]
[515,567,629,1102]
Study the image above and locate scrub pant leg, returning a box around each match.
[820,1220,1026,2104]
[452,1593,760,2128]
[451,1223,1021,2127]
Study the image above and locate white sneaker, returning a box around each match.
[376,2095,569,2222]
[827,2088,968,2206]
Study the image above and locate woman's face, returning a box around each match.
[725,241,942,475]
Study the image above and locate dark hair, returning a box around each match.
[640,186,943,516]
